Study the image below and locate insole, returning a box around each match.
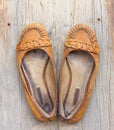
[60,51,94,117]
[22,49,55,115]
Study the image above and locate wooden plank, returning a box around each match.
[106,0,114,129]
[0,0,114,130]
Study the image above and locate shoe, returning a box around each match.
[16,23,57,122]
[59,24,100,123]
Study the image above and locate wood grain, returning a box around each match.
[0,0,114,130]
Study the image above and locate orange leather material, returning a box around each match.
[59,24,100,123]
[65,39,100,54]
[16,23,57,122]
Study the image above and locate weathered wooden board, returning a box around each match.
[0,0,114,130]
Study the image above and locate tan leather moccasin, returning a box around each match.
[16,24,57,122]
[59,24,100,123]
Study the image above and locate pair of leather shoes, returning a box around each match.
[16,23,100,123]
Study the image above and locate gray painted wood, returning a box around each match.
[0,0,114,130]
